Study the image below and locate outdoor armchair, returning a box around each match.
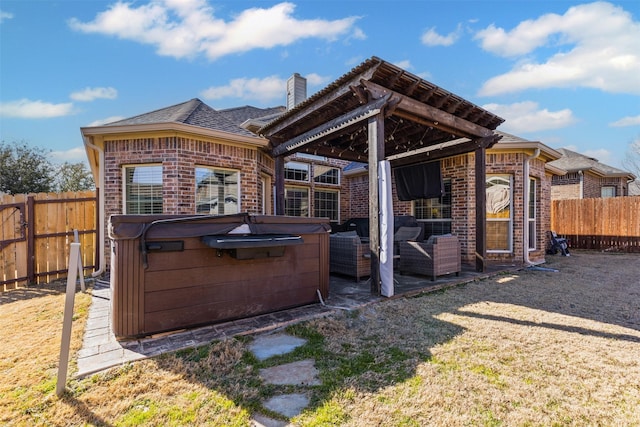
[329,232,371,282]
[399,234,461,281]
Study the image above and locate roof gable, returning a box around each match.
[101,98,282,138]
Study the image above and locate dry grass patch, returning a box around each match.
[0,282,91,424]
[1,252,639,426]
[295,252,640,426]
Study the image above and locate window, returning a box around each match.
[195,167,239,215]
[313,165,340,185]
[528,178,537,250]
[284,161,309,182]
[314,190,339,222]
[414,180,452,237]
[124,165,163,214]
[486,175,512,252]
[285,186,309,217]
[601,186,615,198]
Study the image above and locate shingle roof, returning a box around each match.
[494,131,531,144]
[102,98,284,137]
[549,148,634,177]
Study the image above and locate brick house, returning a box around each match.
[548,148,636,199]
[83,58,563,277]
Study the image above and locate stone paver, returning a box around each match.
[263,393,310,418]
[249,333,307,361]
[259,359,321,386]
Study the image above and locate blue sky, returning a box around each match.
[1,0,639,169]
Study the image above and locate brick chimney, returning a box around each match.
[286,73,307,111]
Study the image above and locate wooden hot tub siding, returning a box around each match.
[110,215,329,339]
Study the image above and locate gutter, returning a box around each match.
[83,136,106,277]
[523,148,540,266]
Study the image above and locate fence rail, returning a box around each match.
[551,196,640,253]
[0,191,98,290]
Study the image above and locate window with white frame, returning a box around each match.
[195,167,239,215]
[314,189,339,222]
[528,178,537,250]
[313,165,340,185]
[285,186,309,217]
[284,161,309,182]
[601,186,615,198]
[124,165,163,214]
[414,179,452,237]
[486,174,512,252]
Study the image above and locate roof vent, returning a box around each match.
[286,73,307,111]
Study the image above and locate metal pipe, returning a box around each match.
[523,148,540,265]
[83,137,106,277]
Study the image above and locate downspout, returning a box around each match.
[578,170,584,199]
[83,136,106,277]
[523,148,540,265]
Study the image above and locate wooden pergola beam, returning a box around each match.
[262,67,378,136]
[389,134,501,167]
[271,95,390,157]
[361,80,493,139]
[368,113,384,294]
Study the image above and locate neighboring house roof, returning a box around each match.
[548,148,636,180]
[102,98,283,138]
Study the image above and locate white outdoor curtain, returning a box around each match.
[379,160,394,297]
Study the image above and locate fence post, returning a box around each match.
[26,195,35,284]
[73,230,86,292]
[56,242,81,397]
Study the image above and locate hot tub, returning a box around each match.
[109,213,330,339]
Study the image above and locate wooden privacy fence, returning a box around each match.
[551,196,640,253]
[0,191,98,290]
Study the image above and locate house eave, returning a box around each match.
[545,164,568,176]
[489,140,563,162]
[80,122,269,148]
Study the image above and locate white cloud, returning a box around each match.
[86,116,126,126]
[483,101,576,133]
[201,75,286,102]
[610,114,640,127]
[69,1,360,60]
[304,73,330,87]
[0,99,74,118]
[582,148,613,165]
[421,24,461,47]
[200,72,332,103]
[0,10,14,23]
[393,60,412,70]
[70,87,118,102]
[50,147,89,164]
[476,2,640,95]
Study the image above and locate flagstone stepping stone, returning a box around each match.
[263,393,310,418]
[250,413,291,427]
[249,333,307,360]
[259,359,321,386]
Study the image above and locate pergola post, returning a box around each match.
[475,146,487,272]
[368,113,385,294]
[275,156,285,215]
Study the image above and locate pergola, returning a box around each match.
[259,57,504,294]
